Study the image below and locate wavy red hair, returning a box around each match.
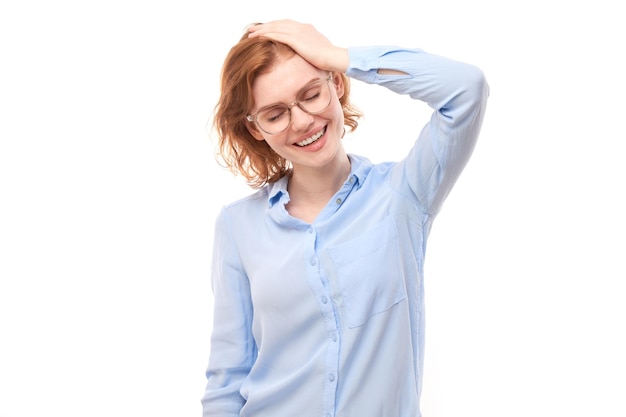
[212,28,362,188]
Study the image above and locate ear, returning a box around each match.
[332,72,345,99]
[246,121,266,141]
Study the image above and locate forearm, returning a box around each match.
[347,46,488,120]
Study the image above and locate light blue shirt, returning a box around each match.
[202,46,489,417]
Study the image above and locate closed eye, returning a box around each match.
[260,106,288,123]
[300,86,323,102]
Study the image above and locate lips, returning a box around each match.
[295,126,326,147]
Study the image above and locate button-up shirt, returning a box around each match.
[202,45,489,417]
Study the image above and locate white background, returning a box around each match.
[1,1,624,416]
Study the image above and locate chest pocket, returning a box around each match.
[327,217,406,328]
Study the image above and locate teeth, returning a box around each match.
[296,127,325,147]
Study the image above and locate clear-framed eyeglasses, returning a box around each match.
[246,73,333,135]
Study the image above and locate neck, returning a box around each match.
[287,153,351,206]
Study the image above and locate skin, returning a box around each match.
[247,20,406,222]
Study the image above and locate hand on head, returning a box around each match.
[247,20,349,73]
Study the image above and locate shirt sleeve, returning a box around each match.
[201,208,256,417]
[346,46,489,215]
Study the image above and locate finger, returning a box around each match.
[247,20,299,39]
[246,22,266,35]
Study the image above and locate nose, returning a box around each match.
[289,105,314,132]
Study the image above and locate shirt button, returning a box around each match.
[310,259,316,266]
[331,334,337,342]
[308,227,313,234]
[329,374,335,382]
[349,176,355,183]
[335,198,342,204]
[321,296,328,304]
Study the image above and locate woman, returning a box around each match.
[202,20,488,417]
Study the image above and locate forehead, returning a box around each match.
[251,54,326,108]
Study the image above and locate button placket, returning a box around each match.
[307,224,339,417]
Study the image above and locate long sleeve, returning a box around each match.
[346,46,489,215]
[200,45,489,417]
[201,208,256,417]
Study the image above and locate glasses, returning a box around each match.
[246,74,333,135]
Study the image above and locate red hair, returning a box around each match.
[212,29,362,188]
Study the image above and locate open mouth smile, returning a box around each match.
[295,126,326,147]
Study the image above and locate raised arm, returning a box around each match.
[347,46,489,215]
[250,20,488,214]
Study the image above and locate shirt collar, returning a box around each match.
[347,153,371,190]
[265,154,372,207]
[267,175,290,208]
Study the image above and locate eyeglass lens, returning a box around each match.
[255,79,331,134]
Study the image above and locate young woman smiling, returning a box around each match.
[202,19,489,417]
